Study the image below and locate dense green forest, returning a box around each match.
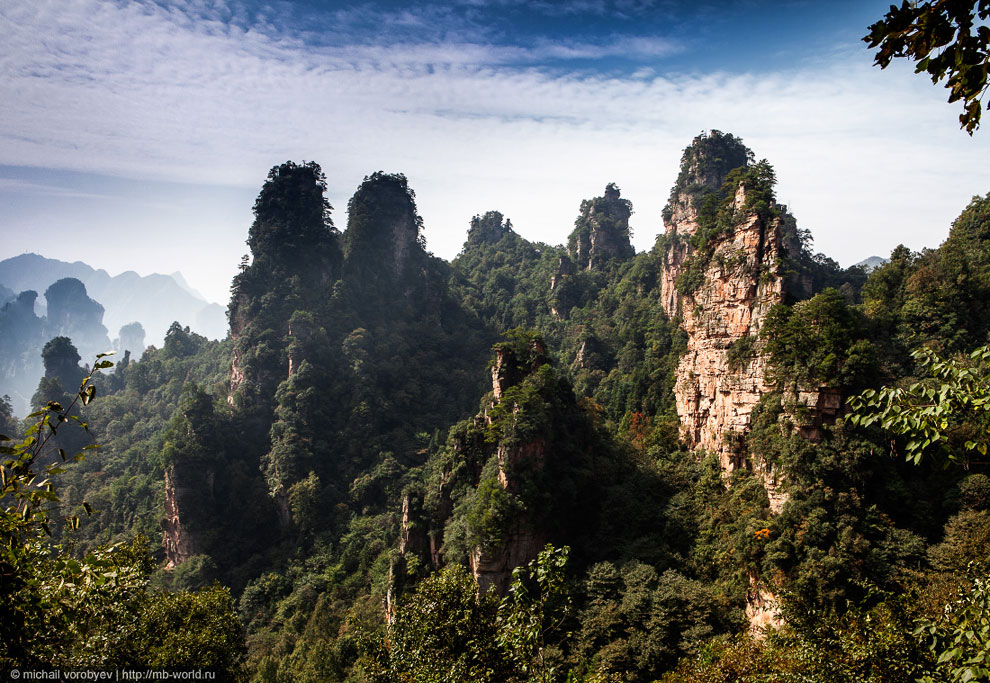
[3,132,990,682]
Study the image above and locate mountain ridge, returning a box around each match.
[0,253,226,344]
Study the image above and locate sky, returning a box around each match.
[1,0,989,306]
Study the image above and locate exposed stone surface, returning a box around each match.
[0,291,44,415]
[658,134,847,634]
[162,465,211,569]
[568,184,635,271]
[471,341,550,593]
[789,386,844,442]
[550,185,634,319]
[399,493,429,558]
[469,520,546,595]
[227,347,246,406]
[661,182,785,471]
[116,322,146,360]
[745,574,783,635]
[549,255,575,294]
[491,346,520,402]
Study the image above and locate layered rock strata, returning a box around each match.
[660,182,785,471]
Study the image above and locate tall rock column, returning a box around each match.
[657,132,789,472]
[227,161,342,408]
[661,182,785,471]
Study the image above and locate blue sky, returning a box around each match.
[1,0,989,306]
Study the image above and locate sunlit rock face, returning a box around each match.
[659,152,784,471]
[658,132,831,474]
[162,465,213,569]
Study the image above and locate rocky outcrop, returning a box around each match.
[0,290,44,415]
[491,337,546,401]
[549,185,634,319]
[658,133,844,633]
[470,339,551,593]
[464,211,514,246]
[658,132,842,477]
[43,278,112,364]
[162,465,212,568]
[568,184,635,271]
[226,161,341,410]
[660,181,785,471]
[548,256,577,318]
[469,435,548,594]
[344,171,423,280]
[745,575,783,635]
[469,520,546,596]
[116,322,145,360]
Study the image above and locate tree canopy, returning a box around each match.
[866,0,990,133]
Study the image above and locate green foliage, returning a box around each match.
[726,334,757,371]
[497,544,573,681]
[916,576,990,682]
[161,321,205,359]
[452,214,564,331]
[344,170,423,277]
[136,583,245,671]
[762,288,877,387]
[248,160,338,261]
[0,354,245,674]
[41,141,990,683]
[464,468,526,551]
[364,563,512,682]
[860,195,990,360]
[366,545,574,683]
[662,597,931,682]
[847,344,990,465]
[865,0,990,133]
[662,130,753,224]
[566,183,634,271]
[571,561,732,682]
[673,160,780,297]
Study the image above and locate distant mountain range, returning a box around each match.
[0,253,227,345]
[853,255,887,272]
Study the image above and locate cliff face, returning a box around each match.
[343,171,423,282]
[549,184,635,318]
[660,181,785,471]
[227,161,342,409]
[396,332,605,599]
[469,516,546,596]
[659,134,839,477]
[162,466,205,568]
[470,340,550,595]
[115,322,146,360]
[568,183,635,271]
[217,163,489,576]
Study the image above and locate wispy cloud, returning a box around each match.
[0,0,988,306]
[0,177,111,200]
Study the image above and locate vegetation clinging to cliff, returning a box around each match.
[17,133,990,681]
[662,130,753,224]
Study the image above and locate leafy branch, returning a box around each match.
[865,0,990,133]
[1,352,114,540]
[846,345,990,465]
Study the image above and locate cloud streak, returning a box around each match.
[1,0,988,304]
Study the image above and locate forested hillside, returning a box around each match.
[3,132,989,682]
